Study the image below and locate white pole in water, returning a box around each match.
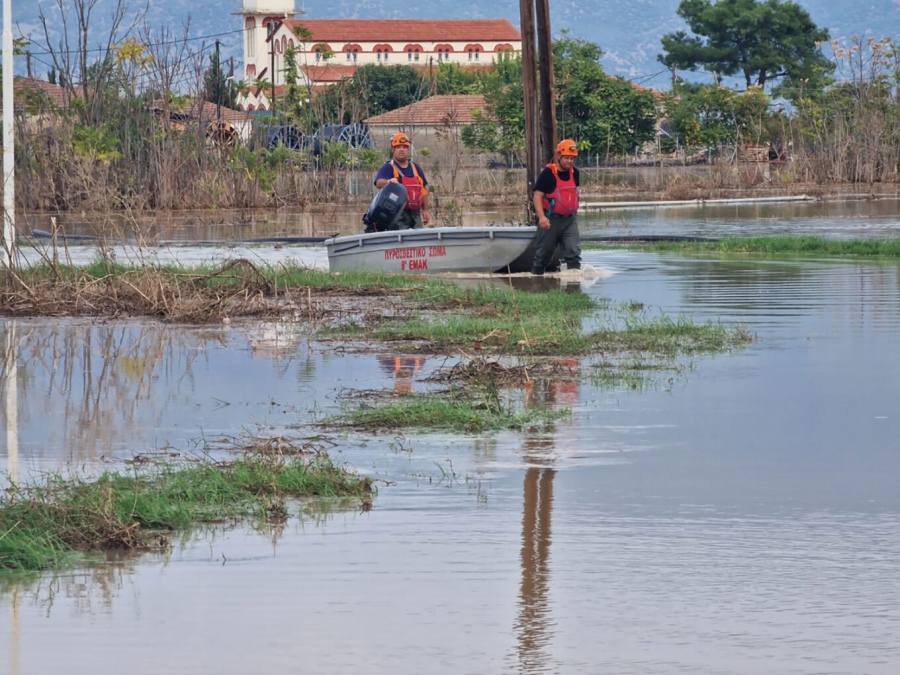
[6,321,18,485]
[2,0,15,268]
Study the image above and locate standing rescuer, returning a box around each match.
[374,132,431,229]
[531,139,582,274]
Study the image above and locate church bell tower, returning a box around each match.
[237,0,302,83]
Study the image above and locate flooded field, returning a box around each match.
[4,202,900,674]
[21,194,900,243]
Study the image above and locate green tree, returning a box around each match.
[460,52,525,162]
[664,84,771,151]
[659,0,834,90]
[462,38,658,161]
[434,62,481,95]
[302,64,427,128]
[554,33,657,156]
[203,49,236,109]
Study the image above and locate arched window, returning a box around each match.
[475,49,480,60]
[248,104,255,111]
[377,49,382,62]
[468,49,473,61]
[414,49,420,61]
[343,44,361,62]
[245,17,256,59]
[258,104,267,111]
[266,20,277,36]
[246,64,256,78]
[408,49,413,61]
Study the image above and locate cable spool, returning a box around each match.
[206,121,237,150]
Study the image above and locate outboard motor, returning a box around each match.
[363,183,408,232]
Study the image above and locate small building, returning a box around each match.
[151,99,255,146]
[364,94,488,167]
[13,78,82,126]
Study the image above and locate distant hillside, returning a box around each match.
[13,0,898,90]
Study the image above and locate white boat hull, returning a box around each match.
[325,226,545,275]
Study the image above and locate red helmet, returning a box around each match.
[557,139,578,157]
[391,132,411,147]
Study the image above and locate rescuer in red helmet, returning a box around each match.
[531,139,582,274]
[374,132,431,229]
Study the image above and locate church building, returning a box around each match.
[236,0,521,111]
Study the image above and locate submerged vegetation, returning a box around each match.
[332,393,569,433]
[0,450,373,573]
[610,236,900,258]
[0,257,749,358]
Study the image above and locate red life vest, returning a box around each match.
[392,161,427,211]
[541,163,579,216]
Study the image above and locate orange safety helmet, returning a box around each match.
[391,132,411,147]
[557,139,578,157]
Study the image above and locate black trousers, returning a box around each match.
[532,214,581,273]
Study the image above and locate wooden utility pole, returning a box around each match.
[271,46,276,120]
[534,0,556,165]
[519,0,557,211]
[518,0,540,197]
[215,40,221,123]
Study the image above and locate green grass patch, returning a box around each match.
[0,453,373,573]
[591,311,752,356]
[329,284,599,354]
[596,236,900,258]
[332,392,569,433]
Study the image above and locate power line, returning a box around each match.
[23,27,244,58]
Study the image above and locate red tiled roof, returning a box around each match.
[14,78,76,110]
[299,64,360,83]
[365,94,487,126]
[192,101,254,123]
[283,19,521,43]
[612,76,665,99]
[151,99,253,123]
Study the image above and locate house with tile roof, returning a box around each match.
[13,78,80,121]
[150,99,256,145]
[236,0,520,111]
[364,94,489,167]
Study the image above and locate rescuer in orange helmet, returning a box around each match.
[373,132,431,229]
[531,139,582,274]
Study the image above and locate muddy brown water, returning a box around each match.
[4,203,900,674]
[25,194,900,243]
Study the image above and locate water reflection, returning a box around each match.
[248,320,304,360]
[515,440,557,674]
[8,586,19,675]
[0,322,228,465]
[3,321,18,484]
[582,196,900,239]
[513,365,581,674]
[376,355,425,394]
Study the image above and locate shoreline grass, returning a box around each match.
[0,452,373,573]
[594,236,900,257]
